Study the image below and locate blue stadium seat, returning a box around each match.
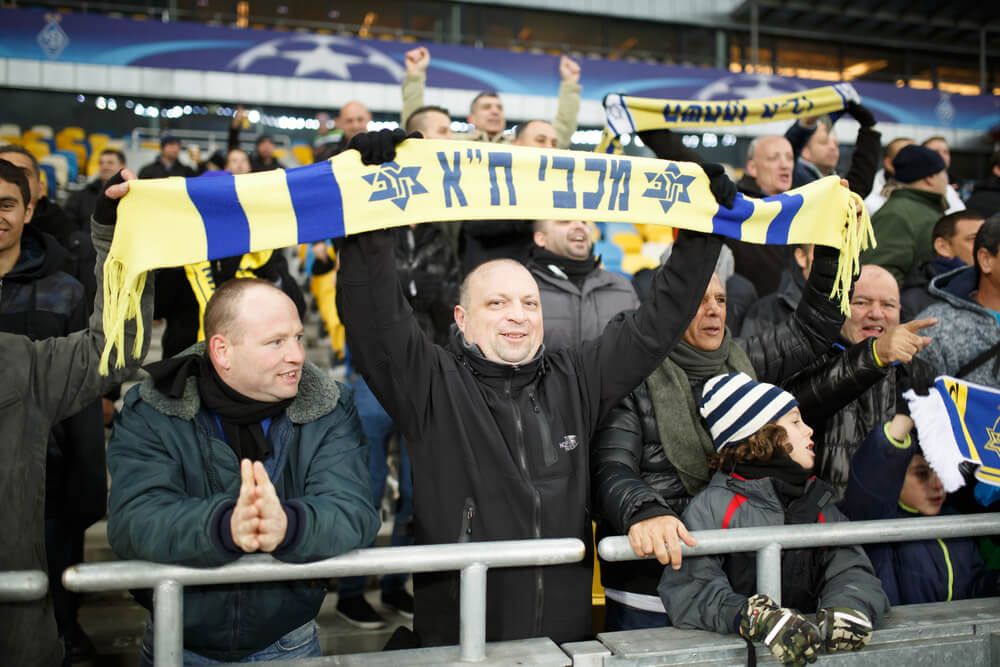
[38,163,57,199]
[594,239,624,272]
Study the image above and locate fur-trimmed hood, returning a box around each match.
[138,342,341,423]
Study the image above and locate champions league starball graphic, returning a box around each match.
[695,74,807,102]
[228,34,405,81]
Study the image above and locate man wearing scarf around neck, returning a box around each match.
[593,208,855,631]
[106,278,379,664]
[528,219,640,351]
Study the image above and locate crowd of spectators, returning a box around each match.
[3,41,1000,667]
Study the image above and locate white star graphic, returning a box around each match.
[282,43,362,78]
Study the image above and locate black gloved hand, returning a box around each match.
[93,169,128,227]
[701,162,737,210]
[845,101,876,129]
[894,361,935,416]
[348,128,420,165]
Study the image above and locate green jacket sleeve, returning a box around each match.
[106,396,241,568]
[274,386,381,563]
[553,80,582,149]
[27,219,155,423]
[861,209,912,285]
[658,489,747,634]
[401,71,426,127]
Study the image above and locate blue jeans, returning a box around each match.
[603,598,670,632]
[138,618,320,665]
[338,377,414,599]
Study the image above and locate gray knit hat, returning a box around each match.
[699,372,798,451]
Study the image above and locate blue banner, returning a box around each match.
[2,7,998,131]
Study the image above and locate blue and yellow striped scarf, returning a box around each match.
[596,83,860,154]
[102,139,872,371]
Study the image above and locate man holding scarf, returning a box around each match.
[106,278,380,664]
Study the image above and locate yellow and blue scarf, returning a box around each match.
[102,139,872,371]
[596,83,860,154]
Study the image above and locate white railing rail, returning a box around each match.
[0,570,48,602]
[63,538,585,666]
[598,512,1000,604]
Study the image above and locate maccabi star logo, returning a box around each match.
[986,415,1000,456]
[641,163,695,213]
[363,162,428,211]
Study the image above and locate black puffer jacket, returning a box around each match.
[787,338,937,500]
[592,245,845,596]
[393,224,459,346]
[337,227,721,646]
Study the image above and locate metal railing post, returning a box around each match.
[0,570,48,602]
[153,580,183,667]
[756,543,782,604]
[459,563,488,662]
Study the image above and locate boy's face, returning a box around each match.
[899,454,945,516]
[0,178,32,257]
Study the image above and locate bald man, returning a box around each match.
[336,133,732,647]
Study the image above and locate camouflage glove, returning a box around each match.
[816,607,872,652]
[739,594,821,666]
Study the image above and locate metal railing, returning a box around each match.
[63,538,584,666]
[598,512,1000,605]
[0,570,48,602]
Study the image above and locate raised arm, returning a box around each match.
[552,55,582,150]
[401,46,430,127]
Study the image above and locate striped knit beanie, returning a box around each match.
[699,372,799,452]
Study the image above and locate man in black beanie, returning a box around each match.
[861,144,949,285]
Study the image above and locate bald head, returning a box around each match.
[456,259,543,365]
[337,101,372,143]
[745,135,793,195]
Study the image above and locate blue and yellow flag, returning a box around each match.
[103,138,872,371]
[596,83,860,154]
[907,377,1000,490]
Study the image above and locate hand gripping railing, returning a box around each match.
[63,538,584,666]
[598,513,1000,604]
[0,570,48,602]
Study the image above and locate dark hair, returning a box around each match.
[991,150,1000,170]
[469,91,500,115]
[708,424,791,472]
[0,158,31,209]
[932,210,984,245]
[0,144,39,177]
[100,148,126,165]
[255,134,275,147]
[973,215,1000,282]
[514,119,549,140]
[203,278,282,342]
[405,105,451,133]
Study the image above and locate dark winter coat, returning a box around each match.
[138,155,196,180]
[724,173,794,297]
[900,256,965,322]
[29,196,97,311]
[0,225,106,527]
[64,177,103,231]
[965,173,1000,218]
[660,472,888,632]
[336,228,721,646]
[785,121,881,198]
[394,224,460,346]
[842,424,996,605]
[739,266,804,338]
[0,220,154,667]
[107,359,379,662]
[528,253,639,351]
[593,246,845,597]
[461,219,535,274]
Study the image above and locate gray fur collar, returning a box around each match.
[138,342,340,423]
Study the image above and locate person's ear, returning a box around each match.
[207,334,231,371]
[454,305,466,332]
[933,236,954,259]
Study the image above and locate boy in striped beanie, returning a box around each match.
[657,372,888,667]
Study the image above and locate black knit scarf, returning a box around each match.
[728,454,814,505]
[144,353,293,461]
[532,246,598,289]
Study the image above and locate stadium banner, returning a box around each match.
[1,7,997,130]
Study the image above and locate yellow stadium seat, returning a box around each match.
[89,133,111,153]
[292,144,313,166]
[57,126,85,143]
[0,135,21,146]
[641,224,676,243]
[611,231,643,254]
[20,130,43,144]
[622,252,659,275]
[29,125,53,139]
[24,141,51,162]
